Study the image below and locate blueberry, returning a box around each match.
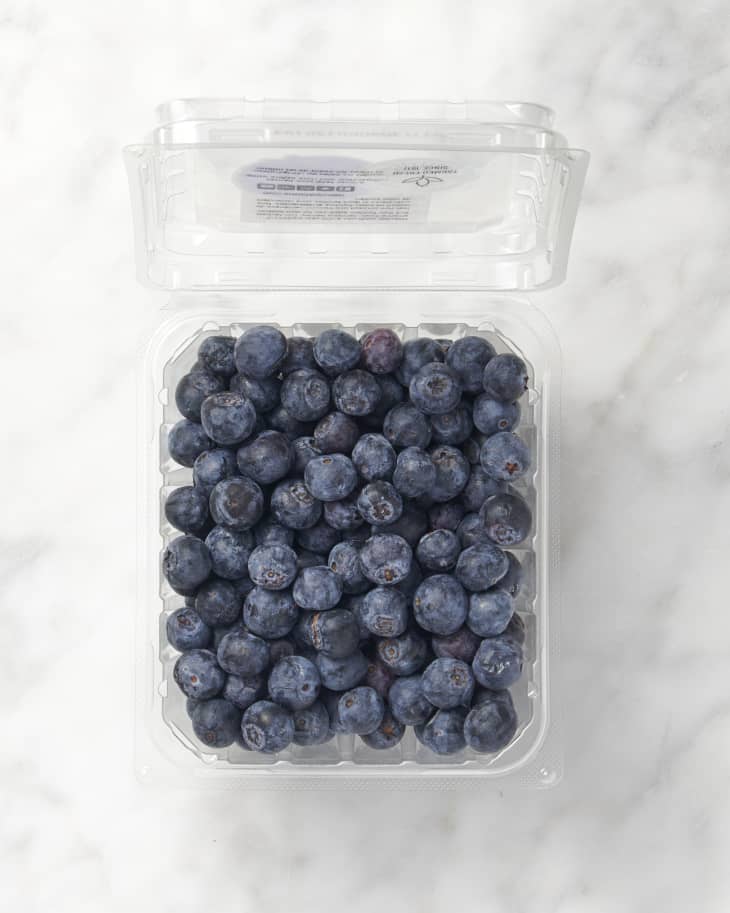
[293,565,344,610]
[164,485,209,534]
[253,518,295,549]
[198,336,237,378]
[241,700,294,753]
[315,650,369,690]
[472,634,523,689]
[234,325,287,379]
[270,479,322,529]
[222,673,265,709]
[243,587,298,638]
[305,454,358,502]
[375,505,428,548]
[415,707,467,755]
[480,492,532,546]
[281,336,317,375]
[337,686,384,735]
[377,629,429,675]
[360,710,405,750]
[445,336,496,394]
[383,403,432,450]
[421,657,474,709]
[461,465,507,512]
[467,589,514,637]
[360,587,409,637]
[191,698,242,748]
[392,446,436,498]
[297,550,327,570]
[351,433,396,482]
[464,688,518,753]
[415,529,460,571]
[175,370,225,421]
[370,374,405,419]
[332,370,381,416]
[388,675,433,725]
[431,626,481,663]
[209,477,264,531]
[328,541,370,594]
[166,607,212,651]
[395,560,423,598]
[162,535,212,594]
[357,481,403,527]
[212,620,247,650]
[200,390,257,447]
[313,329,361,376]
[503,612,526,646]
[292,701,332,746]
[195,577,241,626]
[236,430,293,485]
[247,544,298,590]
[229,373,281,413]
[427,500,465,532]
[360,328,403,374]
[313,412,360,454]
[185,697,201,717]
[430,404,473,445]
[429,444,469,502]
[412,574,467,635]
[359,534,413,586]
[462,434,487,465]
[266,404,313,440]
[472,395,521,436]
[409,362,462,415]
[480,431,531,482]
[217,629,270,676]
[482,353,528,401]
[204,526,254,580]
[296,519,342,554]
[395,338,445,386]
[280,368,331,421]
[296,609,360,658]
[268,636,297,665]
[173,648,225,700]
[290,437,321,475]
[496,552,525,597]
[364,656,396,698]
[167,419,213,468]
[193,448,238,494]
[346,593,371,639]
[455,543,509,592]
[323,494,364,532]
[456,513,493,549]
[268,655,321,710]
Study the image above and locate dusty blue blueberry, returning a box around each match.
[383,403,432,450]
[430,403,473,445]
[270,478,322,530]
[503,612,526,646]
[229,372,281,413]
[421,657,474,709]
[292,701,332,746]
[234,325,287,379]
[456,513,493,549]
[360,587,409,637]
[281,336,317,375]
[375,505,428,548]
[241,700,294,753]
[292,436,322,474]
[254,518,295,548]
[472,634,523,689]
[268,655,321,710]
[166,607,212,651]
[313,329,361,376]
[328,541,369,594]
[392,446,436,498]
[243,587,298,638]
[296,609,360,658]
[297,550,327,570]
[429,444,469,502]
[247,544,298,590]
[480,431,531,482]
[198,336,237,378]
[395,338,445,386]
[280,368,331,421]
[332,369,381,416]
[415,707,467,755]
[496,552,525,597]
[413,575,468,635]
[173,649,225,700]
[191,698,242,748]
[465,688,518,752]
[313,412,360,454]
[323,493,364,532]
[175,370,225,421]
[480,492,532,546]
[468,589,514,637]
[217,629,270,676]
[165,485,209,534]
[205,526,254,579]
[359,534,413,586]
[315,650,369,691]
[293,566,344,610]
[455,543,509,592]
[200,391,256,446]
[427,500,466,532]
[168,419,213,468]
[209,477,264,531]
[409,362,462,415]
[296,519,342,554]
[462,465,507,512]
[266,404,313,440]
[357,481,403,527]
[351,433,396,482]
[364,656,397,698]
[431,626,481,663]
[337,686,384,735]
[195,577,241,626]
[389,674,434,725]
[472,395,521,435]
[482,353,529,401]
[305,454,358,502]
[377,629,429,676]
[236,431,293,484]
[222,673,265,709]
[360,710,405,750]
[193,448,238,494]
[162,535,212,594]
[360,328,403,375]
[445,336,496,394]
[415,529,460,571]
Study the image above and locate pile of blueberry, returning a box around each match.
[162,326,532,758]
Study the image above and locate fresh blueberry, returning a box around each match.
[383,403,432,450]
[253,518,295,549]
[360,587,409,637]
[185,697,201,717]
[415,707,467,755]
[360,710,405,750]
[364,656,397,698]
[360,328,403,374]
[395,338,445,386]
[445,336,496,394]
[480,431,531,482]
[191,698,242,748]
[217,629,270,676]
[429,444,469,502]
[482,353,528,401]
[328,541,370,594]
[455,543,509,592]
[296,519,342,554]
[280,368,331,421]
[392,446,436,498]
[209,477,265,531]
[464,688,518,753]
[296,609,360,658]
[427,499,465,532]
[315,650,369,691]
[297,550,328,570]
[166,607,212,651]
[337,686,384,735]
[234,325,287,379]
[164,485,209,534]
[291,436,322,475]
[236,431,293,485]
[304,454,358,502]
[173,648,225,700]
[243,587,299,638]
[200,391,256,446]
[431,626,481,663]
[162,535,212,595]
[293,565,344,610]
[461,465,507,512]
[472,634,523,689]
[313,412,360,454]
[175,370,225,421]
[195,577,241,626]
[292,701,332,746]
[346,593,371,640]
[351,433,396,482]
[211,620,247,651]
[222,673,265,709]
[415,529,460,571]
[359,534,413,586]
[496,552,525,597]
[377,629,429,676]
[281,336,317,375]
[204,526,254,580]
[332,370,381,416]
[192,448,238,494]
[313,329,361,376]
[266,404,313,440]
[198,336,237,378]
[395,560,423,598]
[323,493,364,532]
[268,655,321,710]
[421,657,474,709]
[480,492,532,546]
[229,372,281,413]
[230,576,255,601]
[412,575,468,635]
[240,700,294,753]
[270,478,322,529]
[503,612,526,646]
[462,433,487,465]
[467,589,514,637]
[370,374,405,420]
[472,395,521,435]
[247,544,298,590]
[430,403,473,445]
[167,419,213,468]
[409,362,462,415]
[456,513,493,549]
[268,636,297,665]
[357,481,403,527]
[375,505,428,548]
[388,674,434,725]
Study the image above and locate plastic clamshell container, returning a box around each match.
[126,100,588,788]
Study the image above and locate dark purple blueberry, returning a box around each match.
[416,707,467,755]
[332,370,381,416]
[415,529,460,571]
[164,485,209,534]
[409,362,462,415]
[338,686,384,735]
[360,710,405,750]
[315,650,369,691]
[468,589,514,637]
[293,566,344,610]
[191,698,242,748]
[209,477,264,531]
[375,505,428,549]
[328,541,370,594]
[236,430,293,485]
[430,403,473,445]
[313,329,361,376]
[162,535,212,594]
[200,391,256,446]
[243,586,299,639]
[496,552,525,598]
[351,433,396,482]
[280,368,331,421]
[240,700,294,753]
[472,634,523,689]
[383,403,432,450]
[296,519,342,554]
[173,649,225,700]
[204,526,254,580]
[229,373,281,413]
[217,629,270,676]
[429,444,469,502]
[175,370,225,421]
[462,465,507,512]
[166,607,212,651]
[482,353,529,402]
[431,626,481,663]
[198,336,237,378]
[427,500,465,532]
[266,404,313,440]
[377,629,429,676]
[253,518,295,549]
[413,575,468,636]
[455,543,509,592]
[395,338,445,386]
[247,544,298,590]
[357,481,403,527]
[281,336,317,375]
[193,448,238,494]
[359,534,413,586]
[223,673,265,709]
[268,655,321,710]
[323,494,365,532]
[360,328,404,374]
[392,446,436,498]
[195,577,241,626]
[270,478,322,530]
[234,325,287,379]
[360,587,408,637]
[313,412,360,454]
[465,689,518,753]
[297,609,360,658]
[421,657,474,709]
[480,431,531,482]
[168,419,213,468]
[480,492,532,546]
[292,701,332,746]
[445,336,496,394]
[472,395,521,435]
[389,675,433,725]
[304,453,358,502]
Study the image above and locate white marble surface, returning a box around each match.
[3,1,730,911]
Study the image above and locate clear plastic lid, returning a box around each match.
[124,99,588,292]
